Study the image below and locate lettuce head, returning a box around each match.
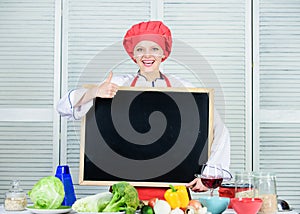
[28,176,65,209]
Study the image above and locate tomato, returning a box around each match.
[148,198,158,208]
[188,200,202,211]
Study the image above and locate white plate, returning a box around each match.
[26,206,72,214]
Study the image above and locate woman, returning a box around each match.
[57,20,230,196]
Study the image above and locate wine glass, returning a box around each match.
[200,163,223,197]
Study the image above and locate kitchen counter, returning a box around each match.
[0,205,298,214]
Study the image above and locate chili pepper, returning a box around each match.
[164,185,190,209]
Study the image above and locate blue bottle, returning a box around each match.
[55,165,76,206]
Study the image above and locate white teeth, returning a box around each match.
[142,60,154,64]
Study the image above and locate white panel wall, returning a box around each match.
[0,0,59,202]
[253,0,300,210]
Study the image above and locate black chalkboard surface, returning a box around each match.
[79,87,214,187]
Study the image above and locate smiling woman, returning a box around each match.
[56,20,231,199]
[122,21,172,83]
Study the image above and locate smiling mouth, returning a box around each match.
[142,60,155,67]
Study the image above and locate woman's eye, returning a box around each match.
[152,47,159,52]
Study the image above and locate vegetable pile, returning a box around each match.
[28,176,65,209]
[28,176,207,214]
[28,178,208,214]
[71,183,208,214]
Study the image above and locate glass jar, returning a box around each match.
[254,172,278,214]
[234,171,255,198]
[4,180,27,211]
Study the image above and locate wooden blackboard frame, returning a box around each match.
[79,86,214,187]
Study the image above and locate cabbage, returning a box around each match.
[72,192,113,212]
[28,176,65,209]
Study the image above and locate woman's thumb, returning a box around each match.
[105,71,113,83]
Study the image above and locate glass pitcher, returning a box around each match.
[254,172,278,214]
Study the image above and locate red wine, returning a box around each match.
[201,177,223,189]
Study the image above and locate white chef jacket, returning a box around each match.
[57,73,231,172]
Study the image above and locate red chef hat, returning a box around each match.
[123,21,172,62]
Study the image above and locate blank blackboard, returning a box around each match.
[79,87,214,187]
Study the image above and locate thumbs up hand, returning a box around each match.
[96,71,119,98]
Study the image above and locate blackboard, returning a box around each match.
[79,87,214,187]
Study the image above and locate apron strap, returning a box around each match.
[130,75,139,87]
[161,74,171,87]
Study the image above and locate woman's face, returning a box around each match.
[133,40,165,74]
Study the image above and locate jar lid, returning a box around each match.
[9,180,23,191]
[6,180,26,197]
